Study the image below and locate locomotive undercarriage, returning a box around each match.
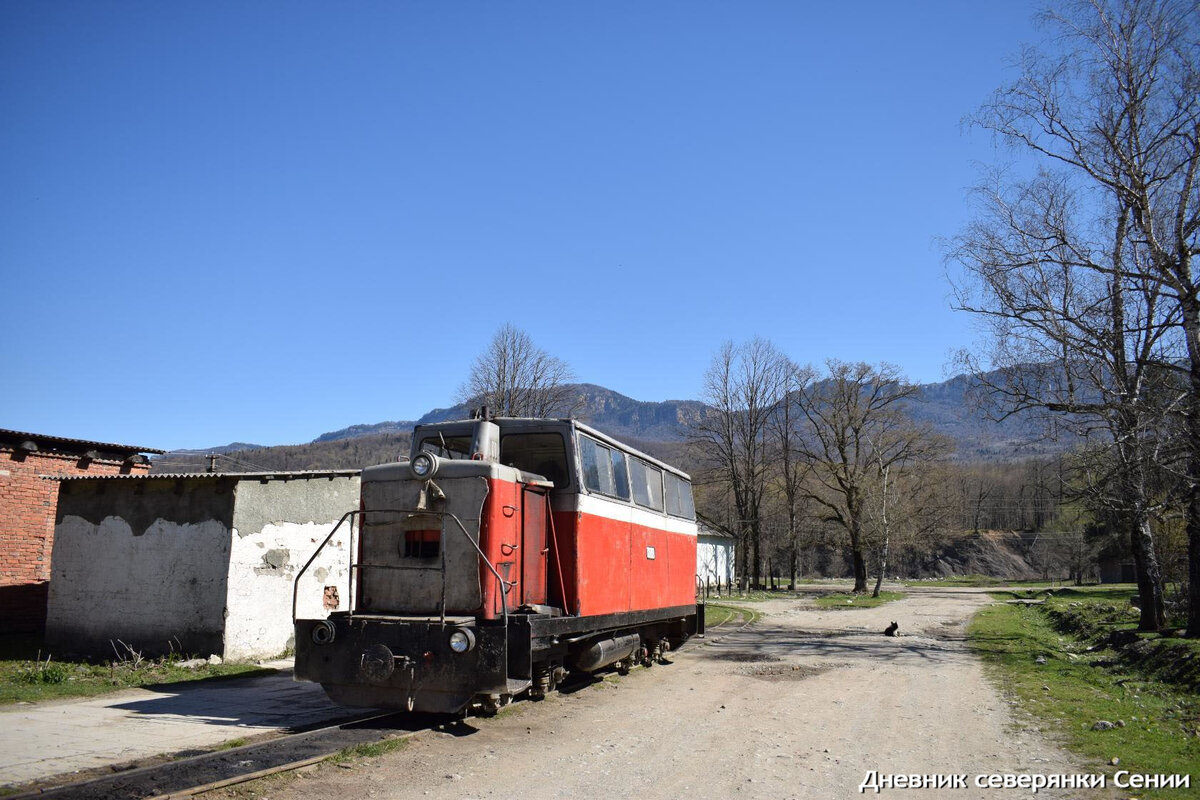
[295,604,701,715]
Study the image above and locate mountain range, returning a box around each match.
[312,384,712,445]
[154,370,1072,473]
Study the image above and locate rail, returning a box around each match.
[292,508,516,626]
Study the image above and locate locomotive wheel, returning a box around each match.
[530,667,551,700]
[637,645,653,668]
[477,693,512,716]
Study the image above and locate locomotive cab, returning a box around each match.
[294,416,701,715]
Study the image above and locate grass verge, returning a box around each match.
[705,603,762,627]
[329,735,411,763]
[0,635,276,705]
[969,597,1199,799]
[814,591,904,609]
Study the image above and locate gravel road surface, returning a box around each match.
[223,587,1105,799]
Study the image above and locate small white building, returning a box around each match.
[696,523,736,595]
[46,470,359,661]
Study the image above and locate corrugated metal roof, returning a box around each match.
[49,469,360,482]
[0,428,165,455]
[697,523,737,539]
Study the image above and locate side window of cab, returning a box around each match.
[578,435,631,500]
[664,472,695,519]
[499,433,570,488]
[629,457,664,511]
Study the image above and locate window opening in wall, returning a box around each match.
[403,528,440,559]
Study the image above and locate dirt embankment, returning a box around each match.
[924,531,1045,579]
[224,588,1100,800]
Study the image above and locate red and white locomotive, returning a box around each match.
[293,414,702,714]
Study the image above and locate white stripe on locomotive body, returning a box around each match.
[551,491,698,537]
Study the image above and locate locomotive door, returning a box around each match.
[521,487,548,606]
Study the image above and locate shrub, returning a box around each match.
[17,655,70,685]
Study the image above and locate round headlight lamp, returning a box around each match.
[410,452,439,479]
[448,627,475,654]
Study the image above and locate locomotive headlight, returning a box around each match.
[448,627,475,654]
[311,620,336,646]
[410,452,439,479]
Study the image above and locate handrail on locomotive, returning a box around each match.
[292,505,520,628]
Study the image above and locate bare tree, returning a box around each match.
[950,174,1179,629]
[792,361,947,593]
[949,0,1197,630]
[458,324,579,418]
[692,339,788,589]
[863,457,950,597]
[771,362,816,590]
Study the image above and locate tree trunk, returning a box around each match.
[872,539,888,599]
[1182,296,1200,637]
[788,540,797,591]
[1189,462,1200,636]
[849,495,868,593]
[851,547,868,594]
[850,517,868,594]
[736,528,749,591]
[1129,507,1166,632]
[751,524,761,590]
[873,462,891,599]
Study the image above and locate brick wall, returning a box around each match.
[0,447,149,633]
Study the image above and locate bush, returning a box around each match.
[17,655,70,685]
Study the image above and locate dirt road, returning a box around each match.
[234,587,1103,799]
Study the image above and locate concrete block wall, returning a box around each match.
[46,472,360,661]
[47,477,235,656]
[49,516,232,657]
[1,445,148,633]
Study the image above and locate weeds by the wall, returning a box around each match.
[0,636,273,705]
[15,653,69,685]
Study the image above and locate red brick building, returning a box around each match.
[1,429,163,633]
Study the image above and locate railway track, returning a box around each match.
[5,633,724,800]
[5,710,447,800]
[3,667,615,799]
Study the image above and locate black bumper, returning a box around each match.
[295,615,513,714]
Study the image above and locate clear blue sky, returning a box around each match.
[1,1,1041,450]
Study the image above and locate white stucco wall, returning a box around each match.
[223,519,351,661]
[697,536,735,591]
[222,475,359,661]
[47,514,231,656]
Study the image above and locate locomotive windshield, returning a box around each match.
[418,435,472,459]
[416,431,569,488]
